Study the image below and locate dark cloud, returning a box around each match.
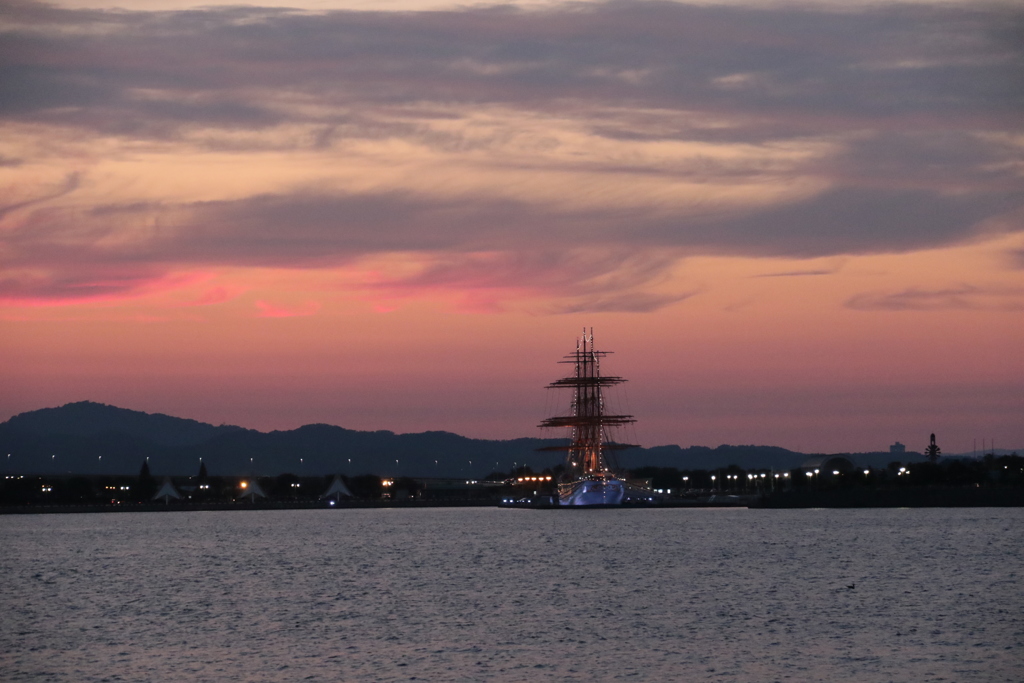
[676,186,1023,258]
[2,182,1019,304]
[753,269,836,279]
[3,1,1020,166]
[9,182,1008,264]
[164,187,1024,261]
[808,131,1023,193]
[1,1,1022,304]
[0,191,625,273]
[2,1,1021,133]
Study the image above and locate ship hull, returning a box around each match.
[559,478,625,506]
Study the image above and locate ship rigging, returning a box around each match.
[540,329,636,506]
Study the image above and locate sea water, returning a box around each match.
[1,507,1021,682]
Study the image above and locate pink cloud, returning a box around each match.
[255,300,321,318]
[182,286,246,307]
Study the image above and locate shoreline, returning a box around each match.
[4,486,1023,514]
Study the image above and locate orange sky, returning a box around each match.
[1,0,1022,453]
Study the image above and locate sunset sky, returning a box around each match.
[1,0,1021,454]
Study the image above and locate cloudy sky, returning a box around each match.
[1,0,1022,454]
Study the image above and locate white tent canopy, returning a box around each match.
[239,479,267,502]
[321,475,353,501]
[153,478,181,503]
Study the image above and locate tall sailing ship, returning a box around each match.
[540,330,636,506]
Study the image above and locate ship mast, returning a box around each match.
[539,329,635,481]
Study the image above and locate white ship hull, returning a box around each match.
[559,478,625,506]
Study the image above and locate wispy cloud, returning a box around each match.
[0,267,203,306]
[1009,249,1024,270]
[0,172,80,220]
[753,269,834,278]
[846,284,1024,311]
[358,249,689,313]
[550,290,698,315]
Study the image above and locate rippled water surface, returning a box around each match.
[2,508,1022,682]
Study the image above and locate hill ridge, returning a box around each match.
[2,401,993,478]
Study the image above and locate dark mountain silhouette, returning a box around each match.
[0,402,567,477]
[0,401,924,477]
[3,401,243,447]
